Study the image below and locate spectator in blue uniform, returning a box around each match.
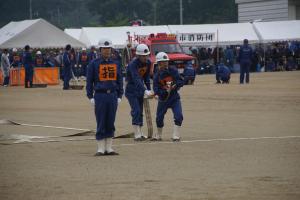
[88,46,97,62]
[23,45,34,88]
[62,44,72,90]
[238,39,253,84]
[152,52,184,141]
[77,47,89,79]
[183,61,196,85]
[125,44,153,141]
[70,48,78,79]
[86,39,123,156]
[10,48,22,68]
[216,62,231,84]
[224,46,234,72]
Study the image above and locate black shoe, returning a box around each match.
[141,136,147,140]
[105,151,119,156]
[94,152,105,156]
[150,137,162,141]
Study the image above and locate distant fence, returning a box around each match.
[1,67,60,86]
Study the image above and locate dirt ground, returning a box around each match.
[0,71,300,200]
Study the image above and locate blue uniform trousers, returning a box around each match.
[63,67,71,89]
[126,95,144,126]
[240,62,251,84]
[25,67,33,88]
[81,64,88,77]
[156,97,183,128]
[94,92,118,140]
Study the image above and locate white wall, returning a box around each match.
[237,0,289,22]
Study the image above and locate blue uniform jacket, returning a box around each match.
[183,62,196,77]
[86,57,123,99]
[125,58,151,97]
[63,52,71,68]
[238,45,253,64]
[153,66,184,102]
[22,52,33,70]
[216,64,231,79]
[88,52,97,63]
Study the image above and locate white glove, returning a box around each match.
[90,98,95,106]
[79,64,82,68]
[144,90,153,97]
[117,98,121,104]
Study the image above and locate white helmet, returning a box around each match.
[82,47,87,51]
[136,44,150,55]
[36,51,42,55]
[156,52,169,62]
[12,48,17,52]
[98,39,112,48]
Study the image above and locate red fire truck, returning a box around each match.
[128,33,196,76]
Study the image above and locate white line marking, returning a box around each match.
[115,135,300,147]
[4,135,300,145]
[18,123,91,131]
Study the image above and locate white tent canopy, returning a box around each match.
[168,22,259,46]
[253,20,300,43]
[64,28,82,41]
[79,25,170,48]
[76,23,261,48]
[0,19,85,48]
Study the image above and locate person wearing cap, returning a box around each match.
[10,48,22,68]
[77,47,89,79]
[125,43,153,141]
[1,49,11,86]
[238,39,253,84]
[35,50,45,67]
[62,44,72,90]
[23,45,34,88]
[86,39,123,156]
[152,52,184,141]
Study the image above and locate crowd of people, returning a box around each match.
[0,45,122,87]
[1,40,300,87]
[189,41,300,74]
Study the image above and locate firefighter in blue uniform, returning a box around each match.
[62,44,72,90]
[10,48,22,68]
[238,39,253,84]
[35,51,45,67]
[153,52,184,141]
[183,61,196,85]
[78,47,89,78]
[216,61,231,84]
[125,44,153,141]
[86,39,123,156]
[23,45,34,88]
